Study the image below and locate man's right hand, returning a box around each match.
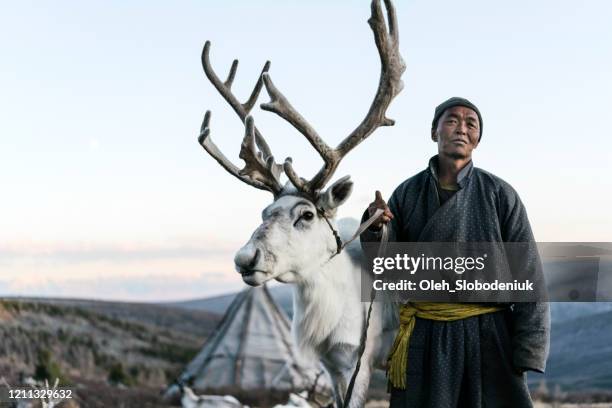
[368,190,394,230]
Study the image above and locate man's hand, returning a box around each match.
[367,190,394,230]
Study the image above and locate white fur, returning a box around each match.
[181,386,245,408]
[234,180,398,408]
[272,391,311,408]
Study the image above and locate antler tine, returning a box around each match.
[383,0,399,43]
[198,111,283,195]
[224,60,238,88]
[244,61,271,113]
[202,41,273,158]
[283,157,308,192]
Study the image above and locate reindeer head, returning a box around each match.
[199,0,405,286]
[233,177,355,286]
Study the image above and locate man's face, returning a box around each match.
[431,106,480,160]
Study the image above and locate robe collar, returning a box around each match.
[427,155,474,189]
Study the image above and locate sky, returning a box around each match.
[1,0,611,301]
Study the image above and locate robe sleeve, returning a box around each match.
[499,185,550,373]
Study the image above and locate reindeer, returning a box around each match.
[198,1,405,407]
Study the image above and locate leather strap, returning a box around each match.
[342,214,389,408]
[320,208,386,260]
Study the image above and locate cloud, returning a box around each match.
[0,240,245,301]
[0,240,237,263]
[0,269,245,302]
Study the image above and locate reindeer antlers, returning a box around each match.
[198,42,284,195]
[337,0,405,155]
[199,0,405,198]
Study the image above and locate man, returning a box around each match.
[361,97,550,407]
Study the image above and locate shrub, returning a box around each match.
[107,363,134,386]
[34,348,67,384]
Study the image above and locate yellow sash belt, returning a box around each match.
[387,302,503,389]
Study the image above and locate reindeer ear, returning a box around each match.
[317,175,353,213]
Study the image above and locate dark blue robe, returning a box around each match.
[361,156,550,407]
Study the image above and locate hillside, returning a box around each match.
[13,296,221,339]
[0,299,221,407]
[2,292,611,406]
[170,285,294,317]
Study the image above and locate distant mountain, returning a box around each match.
[538,243,612,258]
[169,291,239,315]
[170,284,294,317]
[530,309,612,390]
[549,302,612,323]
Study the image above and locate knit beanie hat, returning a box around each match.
[431,97,483,141]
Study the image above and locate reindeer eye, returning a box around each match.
[293,210,315,227]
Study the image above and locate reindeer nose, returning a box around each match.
[234,245,261,275]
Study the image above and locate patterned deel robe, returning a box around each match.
[361,156,550,406]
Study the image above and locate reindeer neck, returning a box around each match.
[291,251,362,349]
